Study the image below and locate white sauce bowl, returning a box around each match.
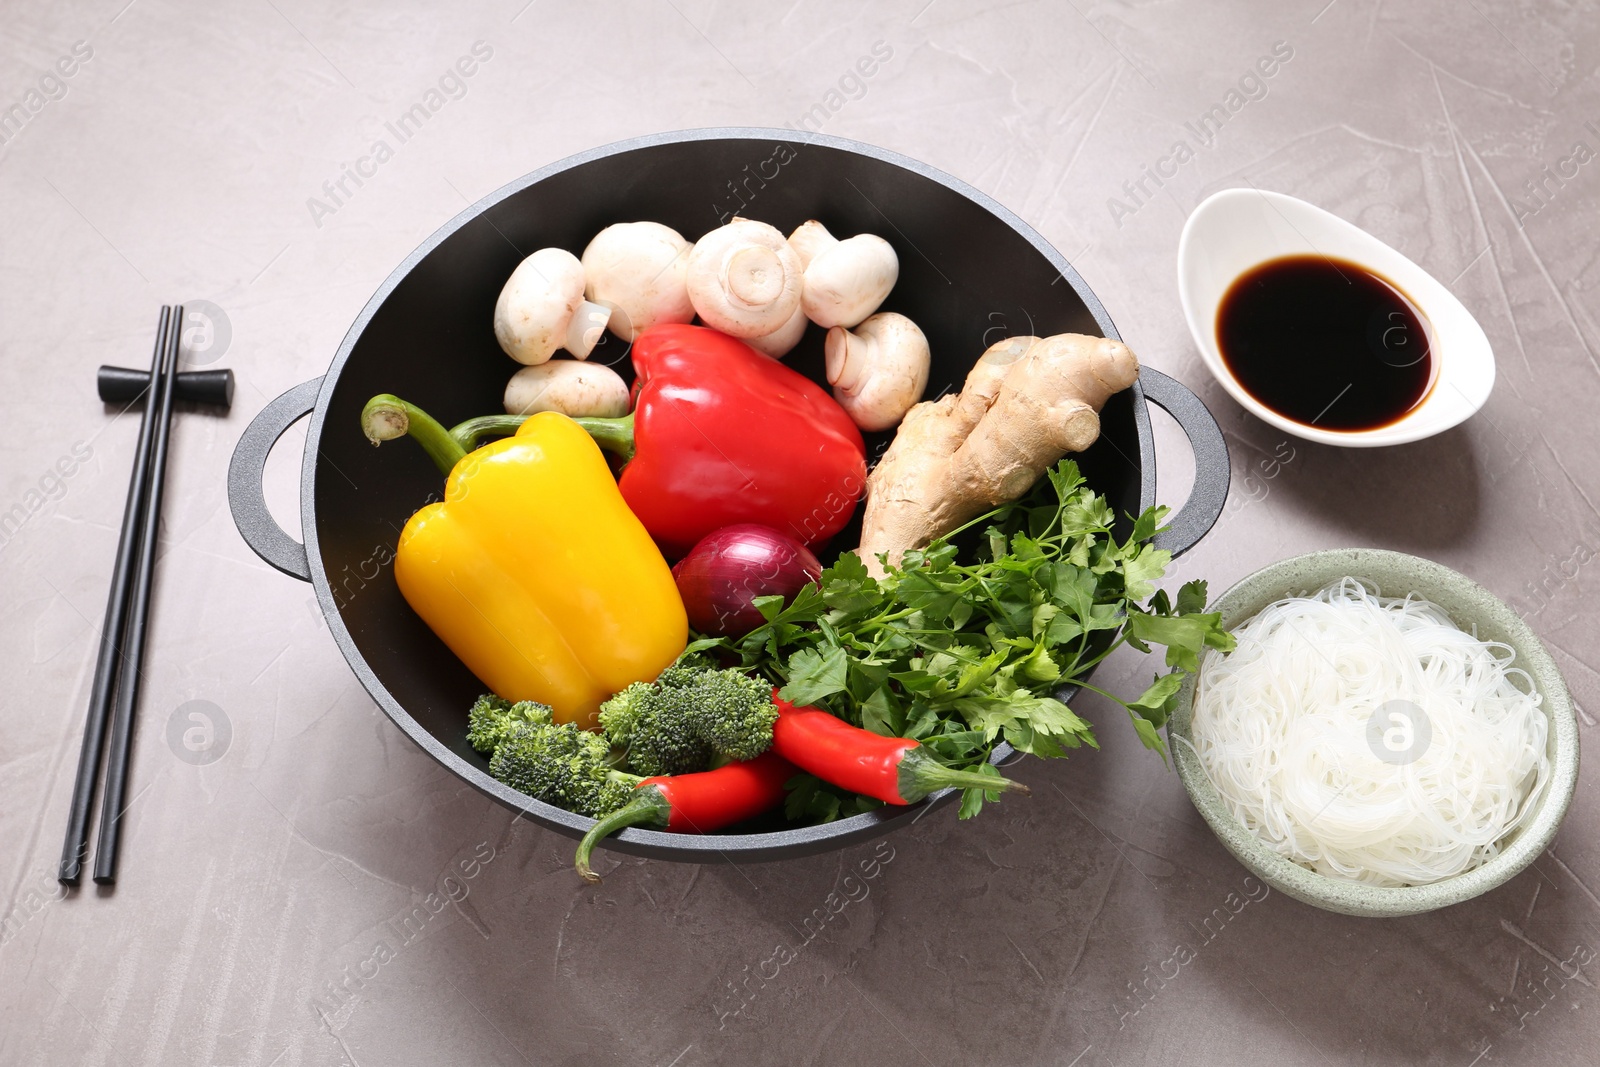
[1177,188,1495,447]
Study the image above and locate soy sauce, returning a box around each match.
[1216,255,1435,431]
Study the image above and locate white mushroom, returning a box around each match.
[787,219,836,269]
[504,360,631,419]
[685,218,803,338]
[790,221,899,329]
[744,302,809,360]
[824,312,931,431]
[493,247,612,364]
[580,222,695,342]
[805,236,897,328]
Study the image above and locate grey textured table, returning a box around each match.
[3,2,1597,1065]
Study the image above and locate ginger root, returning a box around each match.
[857,332,1140,577]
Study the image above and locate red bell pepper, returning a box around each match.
[583,324,868,557]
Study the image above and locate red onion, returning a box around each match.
[672,524,823,638]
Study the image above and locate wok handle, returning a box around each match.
[1139,368,1229,558]
[228,378,322,582]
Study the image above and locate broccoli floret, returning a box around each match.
[594,682,650,749]
[467,694,512,744]
[596,775,641,816]
[600,680,713,776]
[467,694,552,754]
[597,666,776,776]
[653,665,708,690]
[467,694,642,818]
[691,669,779,762]
[488,720,633,817]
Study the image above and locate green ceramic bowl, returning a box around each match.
[1169,548,1580,918]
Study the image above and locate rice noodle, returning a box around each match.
[1187,577,1550,887]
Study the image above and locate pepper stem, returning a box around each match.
[575,784,671,883]
[361,394,466,476]
[441,411,638,460]
[572,413,636,463]
[449,414,529,452]
[896,746,1030,804]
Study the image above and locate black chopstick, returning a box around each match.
[58,307,173,885]
[91,304,184,885]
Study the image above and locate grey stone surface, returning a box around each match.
[2,2,1598,1065]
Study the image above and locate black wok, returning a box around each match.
[228,129,1229,864]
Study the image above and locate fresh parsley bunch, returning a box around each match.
[690,460,1235,819]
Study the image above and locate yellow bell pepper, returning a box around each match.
[363,396,687,728]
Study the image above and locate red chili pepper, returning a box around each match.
[574,751,795,882]
[576,324,867,557]
[771,693,1030,805]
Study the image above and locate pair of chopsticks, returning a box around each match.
[58,306,232,886]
